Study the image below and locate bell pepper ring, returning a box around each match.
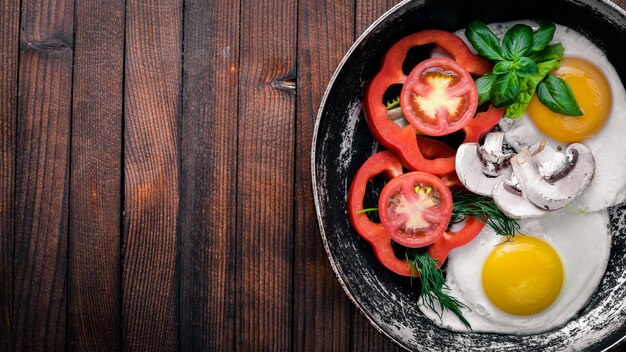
[416,136,456,159]
[347,151,412,276]
[348,152,487,276]
[364,29,500,175]
[400,57,478,136]
[428,215,486,267]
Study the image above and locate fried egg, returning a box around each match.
[490,22,626,212]
[418,209,611,334]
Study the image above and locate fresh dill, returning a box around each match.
[386,96,400,110]
[406,251,471,329]
[450,191,520,240]
[356,207,378,214]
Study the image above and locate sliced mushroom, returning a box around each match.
[532,141,568,178]
[492,177,550,219]
[511,144,595,211]
[455,132,513,196]
[480,132,515,177]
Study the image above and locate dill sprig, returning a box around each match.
[356,207,378,214]
[406,251,471,329]
[450,191,520,240]
[386,96,400,110]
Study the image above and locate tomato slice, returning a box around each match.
[378,172,452,248]
[400,57,478,136]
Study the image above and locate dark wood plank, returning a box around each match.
[122,0,182,350]
[352,1,403,350]
[293,0,355,350]
[235,0,296,349]
[0,0,20,350]
[179,0,239,350]
[13,0,74,350]
[68,0,125,350]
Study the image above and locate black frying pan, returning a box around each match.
[312,0,626,350]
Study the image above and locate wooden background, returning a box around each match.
[1,0,626,350]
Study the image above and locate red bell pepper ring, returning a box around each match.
[364,29,500,175]
[348,151,487,277]
[416,136,455,159]
[347,151,411,276]
[428,216,486,267]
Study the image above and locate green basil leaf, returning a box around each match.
[465,20,504,62]
[532,20,556,51]
[491,72,520,108]
[536,74,583,116]
[475,74,496,105]
[502,24,534,60]
[514,57,539,77]
[493,60,515,74]
[505,58,562,118]
[529,43,564,62]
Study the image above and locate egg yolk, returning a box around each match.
[482,236,563,316]
[527,57,611,143]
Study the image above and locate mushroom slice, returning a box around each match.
[492,178,550,219]
[455,132,513,196]
[512,144,595,211]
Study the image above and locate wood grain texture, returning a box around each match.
[122,0,182,350]
[0,0,19,350]
[68,0,124,350]
[293,0,355,351]
[179,0,239,350]
[235,0,296,349]
[13,0,74,350]
[356,0,400,35]
[353,1,403,350]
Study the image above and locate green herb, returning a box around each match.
[475,74,495,105]
[465,20,582,118]
[406,251,471,329]
[530,42,564,62]
[505,54,562,118]
[386,96,400,110]
[536,74,583,116]
[491,72,520,108]
[493,60,515,74]
[450,191,520,240]
[356,207,378,214]
[502,24,534,59]
[466,20,504,62]
[513,57,538,77]
[532,20,556,51]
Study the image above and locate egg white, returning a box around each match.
[418,209,611,334]
[490,22,626,212]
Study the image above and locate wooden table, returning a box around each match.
[2,0,626,350]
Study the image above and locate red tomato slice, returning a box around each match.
[378,172,452,248]
[400,57,478,136]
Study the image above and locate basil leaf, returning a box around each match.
[530,43,564,62]
[491,72,520,108]
[466,20,504,62]
[475,74,496,105]
[536,74,583,116]
[502,24,534,60]
[493,60,514,74]
[505,58,562,118]
[532,20,556,51]
[514,57,539,77]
